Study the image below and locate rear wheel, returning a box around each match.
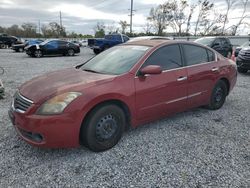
[207,80,227,110]
[67,49,75,56]
[237,67,248,73]
[93,49,100,55]
[34,50,43,58]
[81,104,126,152]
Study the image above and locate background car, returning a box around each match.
[25,39,80,58]
[12,39,43,52]
[9,40,237,152]
[70,40,82,47]
[195,37,233,58]
[234,41,250,57]
[0,33,21,48]
[80,40,87,47]
[236,46,250,73]
[88,33,129,54]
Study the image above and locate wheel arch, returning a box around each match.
[79,99,132,142]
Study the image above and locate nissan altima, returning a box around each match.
[9,40,237,152]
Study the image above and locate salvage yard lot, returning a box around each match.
[0,48,249,187]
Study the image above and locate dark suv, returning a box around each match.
[236,47,250,73]
[195,37,233,58]
[0,33,19,48]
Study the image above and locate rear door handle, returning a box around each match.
[211,67,219,72]
[177,76,187,81]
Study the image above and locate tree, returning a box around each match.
[231,0,249,35]
[41,22,66,38]
[199,11,225,35]
[185,4,196,35]
[194,0,214,36]
[21,23,37,37]
[170,0,189,36]
[222,0,239,34]
[119,21,128,34]
[94,22,105,38]
[147,4,173,36]
[143,22,153,34]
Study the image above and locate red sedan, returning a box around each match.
[8,40,237,151]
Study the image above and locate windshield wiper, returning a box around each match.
[83,69,100,74]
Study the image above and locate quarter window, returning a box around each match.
[182,44,209,66]
[142,44,182,70]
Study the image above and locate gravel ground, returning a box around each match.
[0,48,249,187]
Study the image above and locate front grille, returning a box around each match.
[13,92,33,113]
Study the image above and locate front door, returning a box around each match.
[135,44,188,122]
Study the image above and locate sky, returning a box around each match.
[0,0,249,35]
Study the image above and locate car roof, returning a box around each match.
[123,39,204,48]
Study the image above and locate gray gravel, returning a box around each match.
[0,48,249,188]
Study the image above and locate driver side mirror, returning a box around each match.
[138,65,162,76]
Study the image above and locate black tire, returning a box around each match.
[18,48,24,52]
[34,50,43,58]
[93,49,100,55]
[237,67,248,73]
[207,80,227,110]
[81,104,126,152]
[67,49,75,56]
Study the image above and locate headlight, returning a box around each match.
[37,92,82,115]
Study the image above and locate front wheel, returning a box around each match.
[34,50,43,58]
[81,104,126,152]
[207,80,227,110]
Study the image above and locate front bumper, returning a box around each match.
[8,106,82,148]
[236,59,250,69]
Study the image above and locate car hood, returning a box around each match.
[19,68,116,103]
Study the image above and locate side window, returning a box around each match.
[207,49,215,62]
[58,41,66,46]
[142,44,182,70]
[46,41,58,49]
[183,44,208,66]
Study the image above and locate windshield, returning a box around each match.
[81,45,150,75]
[195,38,214,46]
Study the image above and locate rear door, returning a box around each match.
[181,44,219,109]
[135,44,188,122]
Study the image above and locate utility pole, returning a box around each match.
[59,11,62,28]
[59,11,63,37]
[38,19,41,35]
[129,0,134,34]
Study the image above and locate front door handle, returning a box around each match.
[177,76,187,81]
[211,67,219,72]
